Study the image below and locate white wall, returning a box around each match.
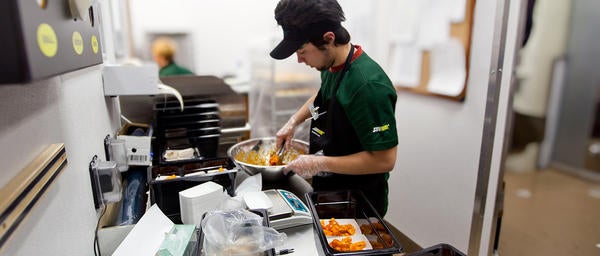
[0,66,121,255]
[128,0,280,78]
[128,0,383,79]
[386,0,517,254]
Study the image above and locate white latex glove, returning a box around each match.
[276,116,298,150]
[284,154,328,178]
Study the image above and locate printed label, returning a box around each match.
[91,35,99,54]
[312,127,325,137]
[37,23,58,57]
[72,31,84,55]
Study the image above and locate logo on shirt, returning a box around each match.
[312,127,325,137]
[372,124,390,133]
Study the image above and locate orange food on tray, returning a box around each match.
[359,222,386,234]
[320,218,356,236]
[329,236,367,252]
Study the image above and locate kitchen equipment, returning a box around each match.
[149,163,237,224]
[251,139,263,152]
[154,98,221,164]
[1,0,102,84]
[306,190,403,256]
[89,159,122,204]
[227,137,308,181]
[406,243,466,256]
[274,140,286,165]
[263,189,312,230]
[157,76,251,158]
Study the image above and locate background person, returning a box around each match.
[151,37,194,77]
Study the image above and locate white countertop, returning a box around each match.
[276,224,322,255]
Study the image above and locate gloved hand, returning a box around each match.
[284,154,328,178]
[276,116,298,150]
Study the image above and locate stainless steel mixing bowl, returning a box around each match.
[227,137,309,181]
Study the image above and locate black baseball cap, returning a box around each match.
[270,21,341,60]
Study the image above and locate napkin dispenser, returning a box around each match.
[179,181,225,226]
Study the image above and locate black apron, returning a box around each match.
[309,45,389,217]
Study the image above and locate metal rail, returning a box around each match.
[0,144,67,250]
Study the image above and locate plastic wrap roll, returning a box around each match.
[117,167,147,225]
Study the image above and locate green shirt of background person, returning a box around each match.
[151,37,194,77]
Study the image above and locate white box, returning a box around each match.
[179,181,224,226]
[117,123,152,166]
[102,64,160,96]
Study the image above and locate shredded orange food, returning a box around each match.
[320,218,356,237]
[329,236,367,252]
[268,152,280,166]
[234,145,303,166]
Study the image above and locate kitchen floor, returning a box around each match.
[497,168,600,256]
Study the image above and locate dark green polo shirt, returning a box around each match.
[319,50,398,151]
[159,62,193,77]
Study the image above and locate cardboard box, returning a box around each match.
[117,123,153,166]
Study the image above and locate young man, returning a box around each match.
[271,0,398,217]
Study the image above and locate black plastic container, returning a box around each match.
[406,243,466,256]
[306,190,403,256]
[154,97,222,163]
[151,157,234,178]
[157,113,221,129]
[163,121,221,138]
[154,98,219,115]
[149,169,237,224]
[158,133,221,162]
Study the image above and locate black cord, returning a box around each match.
[94,204,107,256]
[277,248,295,255]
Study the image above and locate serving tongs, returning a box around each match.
[269,140,286,166]
[251,139,263,152]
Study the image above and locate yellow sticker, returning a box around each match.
[37,23,57,57]
[91,35,99,54]
[72,31,84,55]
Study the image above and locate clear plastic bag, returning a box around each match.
[201,209,287,256]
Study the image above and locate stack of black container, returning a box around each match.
[153,97,222,164]
[150,97,238,223]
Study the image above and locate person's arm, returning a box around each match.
[284,146,397,177]
[276,92,317,148]
[324,146,397,175]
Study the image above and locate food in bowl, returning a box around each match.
[233,141,305,166]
